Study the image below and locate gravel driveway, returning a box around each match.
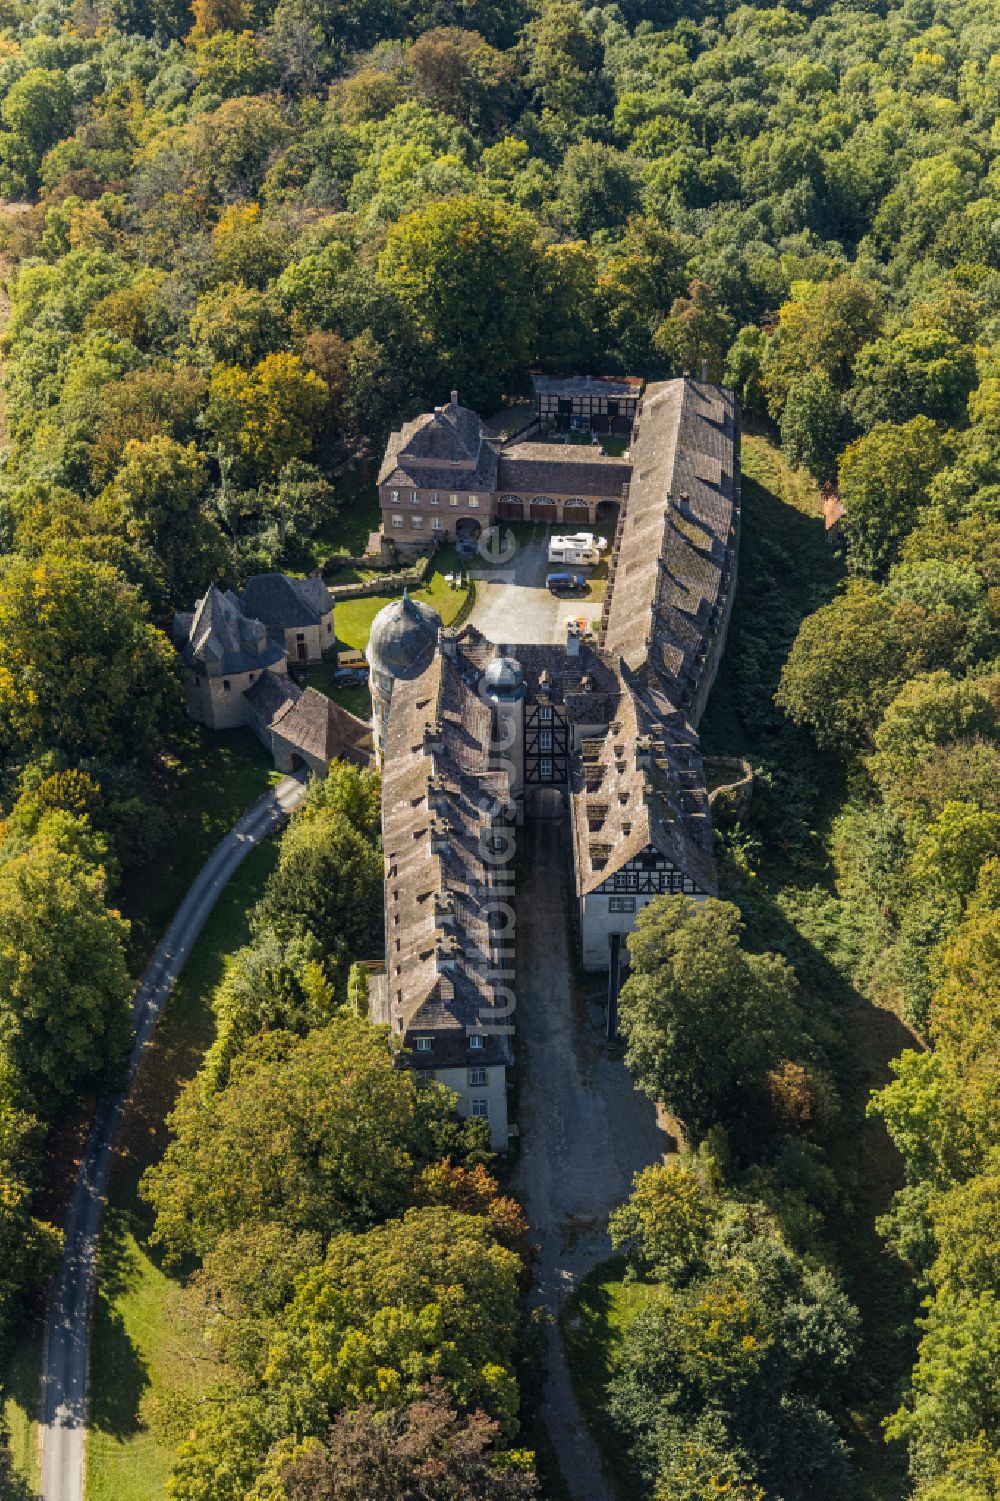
[468,526,604,645]
[511,816,669,1501]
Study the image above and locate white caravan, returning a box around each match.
[547,532,608,567]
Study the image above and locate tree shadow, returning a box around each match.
[0,1444,38,1501]
[87,1203,151,1441]
[87,1295,150,1443]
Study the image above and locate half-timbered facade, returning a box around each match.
[532,374,642,434]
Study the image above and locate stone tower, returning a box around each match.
[367,590,442,762]
[481,653,526,803]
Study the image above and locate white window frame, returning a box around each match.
[469,1034,485,1050]
[415,1036,433,1052]
[431,517,444,531]
[411,490,419,503]
[430,492,440,506]
[391,514,404,528]
[469,1067,487,1086]
[390,489,399,503]
[449,494,459,506]
[539,705,553,722]
[539,730,552,751]
[468,495,479,508]
[470,1099,489,1118]
[411,515,424,530]
[540,756,553,777]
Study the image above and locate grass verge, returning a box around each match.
[560,1257,658,1501]
[1,1326,42,1494]
[85,836,280,1501]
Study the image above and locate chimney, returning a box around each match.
[566,621,581,657]
[430,814,450,853]
[438,627,457,658]
[635,734,653,770]
[426,774,448,813]
[450,389,459,407]
[435,932,459,972]
[700,359,709,382]
[423,719,443,753]
[434,892,456,928]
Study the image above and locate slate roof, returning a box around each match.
[381,648,514,1070]
[378,396,500,493]
[240,572,333,629]
[497,443,631,499]
[569,665,717,897]
[532,374,643,399]
[173,585,286,677]
[600,379,738,718]
[244,673,370,766]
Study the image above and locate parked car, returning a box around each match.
[332,666,369,688]
[456,538,479,558]
[546,572,588,595]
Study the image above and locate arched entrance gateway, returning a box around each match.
[562,498,590,525]
[528,786,564,820]
[455,516,482,541]
[496,494,523,521]
[595,499,620,532]
[530,496,558,522]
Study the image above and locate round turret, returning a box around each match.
[482,654,525,700]
[368,590,442,761]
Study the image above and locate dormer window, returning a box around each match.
[469,1034,484,1050]
[415,1037,434,1052]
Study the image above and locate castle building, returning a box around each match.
[173,578,370,776]
[370,378,741,1146]
[238,572,335,665]
[378,381,638,553]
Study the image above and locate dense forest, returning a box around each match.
[0,0,997,1495]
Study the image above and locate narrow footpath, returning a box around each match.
[39,773,307,1501]
[511,816,669,1501]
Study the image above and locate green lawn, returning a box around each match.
[561,1257,659,1501]
[332,548,470,653]
[1,1326,42,1494]
[86,837,280,1501]
[305,660,373,721]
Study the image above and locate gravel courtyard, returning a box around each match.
[466,524,606,645]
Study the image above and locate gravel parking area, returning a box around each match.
[467,524,605,646]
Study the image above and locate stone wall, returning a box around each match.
[325,544,438,602]
[704,756,754,823]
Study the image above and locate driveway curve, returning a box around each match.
[39,772,307,1501]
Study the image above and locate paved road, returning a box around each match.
[38,773,307,1501]
[511,817,669,1501]
[469,528,604,645]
